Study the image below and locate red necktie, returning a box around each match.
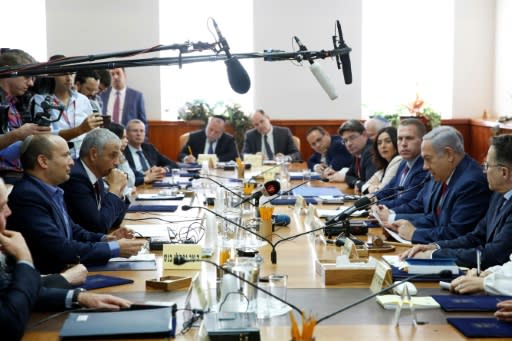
[112,91,121,123]
[435,183,448,216]
[94,181,101,209]
[354,157,361,179]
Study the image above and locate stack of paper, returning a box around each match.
[405,258,459,275]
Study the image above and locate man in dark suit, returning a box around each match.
[7,134,145,274]
[60,129,130,234]
[375,118,428,208]
[179,115,238,163]
[325,120,376,191]
[124,119,178,186]
[305,126,352,173]
[401,134,512,270]
[242,109,301,161]
[99,68,147,127]
[383,126,491,244]
[0,178,131,340]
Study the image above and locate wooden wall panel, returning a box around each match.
[147,118,512,164]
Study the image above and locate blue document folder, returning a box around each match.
[432,295,512,312]
[447,317,512,338]
[290,173,321,181]
[87,261,157,271]
[79,274,134,290]
[292,186,343,197]
[391,265,462,282]
[60,305,176,339]
[127,204,178,212]
[270,197,318,205]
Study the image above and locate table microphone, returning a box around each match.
[235,180,280,207]
[315,269,453,325]
[172,256,302,315]
[260,177,329,205]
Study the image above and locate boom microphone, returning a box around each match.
[294,36,338,100]
[212,18,251,94]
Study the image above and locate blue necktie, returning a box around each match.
[137,150,149,171]
[264,134,274,160]
[208,141,214,154]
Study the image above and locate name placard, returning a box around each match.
[370,259,393,293]
[243,154,263,168]
[163,244,202,269]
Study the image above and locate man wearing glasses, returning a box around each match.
[0,49,51,183]
[305,126,351,176]
[325,119,376,191]
[401,134,512,271]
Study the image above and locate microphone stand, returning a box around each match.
[190,174,246,202]
[173,257,302,315]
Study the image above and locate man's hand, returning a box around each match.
[117,239,147,258]
[60,264,87,286]
[449,274,485,294]
[392,219,416,241]
[0,230,32,263]
[78,292,132,310]
[372,205,391,227]
[496,300,512,322]
[399,244,436,260]
[104,168,128,197]
[78,114,104,134]
[325,168,345,182]
[107,227,135,240]
[183,155,196,163]
[144,167,166,184]
[13,123,51,141]
[313,163,327,174]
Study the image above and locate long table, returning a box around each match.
[22,166,504,340]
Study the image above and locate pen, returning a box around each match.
[476,249,481,276]
[187,146,193,156]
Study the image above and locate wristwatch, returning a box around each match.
[72,288,86,308]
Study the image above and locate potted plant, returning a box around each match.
[177,99,212,125]
[222,103,251,152]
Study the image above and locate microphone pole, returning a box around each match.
[189,174,247,202]
[173,256,302,315]
[316,270,453,325]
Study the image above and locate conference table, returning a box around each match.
[22,164,505,341]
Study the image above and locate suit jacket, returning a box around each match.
[178,129,238,162]
[345,140,376,189]
[376,157,428,208]
[242,126,301,161]
[99,87,147,126]
[434,192,512,269]
[307,135,352,171]
[7,175,111,274]
[59,159,130,234]
[395,155,491,244]
[124,143,179,185]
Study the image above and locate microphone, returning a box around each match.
[316,270,453,325]
[333,20,352,85]
[172,257,302,315]
[260,178,329,206]
[212,18,251,94]
[236,180,280,207]
[325,196,371,226]
[294,36,338,100]
[189,174,247,203]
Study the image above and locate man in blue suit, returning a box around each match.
[375,118,428,208]
[99,68,147,127]
[384,126,490,244]
[305,126,352,174]
[7,134,146,274]
[0,177,131,340]
[60,129,130,234]
[402,134,512,270]
[179,115,238,163]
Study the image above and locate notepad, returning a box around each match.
[376,295,440,310]
[127,205,178,212]
[136,193,184,200]
[79,274,134,290]
[60,305,176,339]
[447,317,512,338]
[432,294,512,312]
[292,186,343,197]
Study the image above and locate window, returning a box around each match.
[159,0,254,120]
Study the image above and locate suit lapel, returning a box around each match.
[487,195,511,242]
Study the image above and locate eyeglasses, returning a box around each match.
[342,134,361,144]
[23,76,36,82]
[482,162,508,171]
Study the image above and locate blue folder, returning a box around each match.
[447,317,512,338]
[292,186,343,197]
[127,205,178,212]
[79,274,134,290]
[87,261,157,271]
[152,181,191,187]
[432,295,512,312]
[270,197,318,205]
[290,174,321,181]
[391,265,462,282]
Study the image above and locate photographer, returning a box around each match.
[0,49,51,184]
[32,55,103,158]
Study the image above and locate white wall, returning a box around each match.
[494,0,512,117]
[253,0,362,119]
[452,0,496,118]
[45,0,161,120]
